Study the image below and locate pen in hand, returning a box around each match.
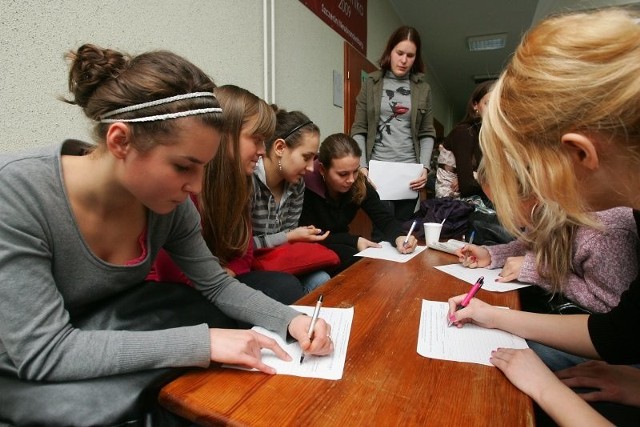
[300,294,323,364]
[463,231,476,266]
[448,276,484,327]
[403,220,418,248]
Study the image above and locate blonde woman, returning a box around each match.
[446,9,640,426]
[458,162,638,314]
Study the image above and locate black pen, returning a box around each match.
[300,294,323,364]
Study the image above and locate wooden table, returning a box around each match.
[159,249,534,426]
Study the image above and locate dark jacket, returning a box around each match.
[588,210,640,364]
[443,121,484,197]
[300,162,401,248]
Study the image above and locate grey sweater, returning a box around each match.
[0,141,299,381]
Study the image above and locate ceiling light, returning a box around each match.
[467,33,507,51]
[473,74,500,84]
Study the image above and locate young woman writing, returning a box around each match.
[299,133,418,273]
[446,9,640,425]
[0,44,332,382]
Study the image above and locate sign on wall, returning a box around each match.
[299,0,367,55]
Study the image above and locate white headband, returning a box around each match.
[98,92,222,123]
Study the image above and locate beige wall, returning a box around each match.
[1,0,452,153]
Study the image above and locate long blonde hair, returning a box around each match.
[200,85,275,265]
[480,8,640,290]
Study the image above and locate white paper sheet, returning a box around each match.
[435,263,531,292]
[368,160,423,200]
[417,300,528,366]
[224,306,354,380]
[355,241,427,263]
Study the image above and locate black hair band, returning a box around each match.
[280,120,313,140]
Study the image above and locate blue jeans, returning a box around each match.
[298,270,331,294]
[529,340,640,427]
[528,340,589,371]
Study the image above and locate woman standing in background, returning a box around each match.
[350,25,436,231]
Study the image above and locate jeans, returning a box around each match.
[299,270,331,293]
[528,340,589,371]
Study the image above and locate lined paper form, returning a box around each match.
[224,306,353,380]
[417,300,528,366]
[355,241,427,263]
[435,263,531,292]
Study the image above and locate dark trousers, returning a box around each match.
[372,198,418,242]
[236,270,304,305]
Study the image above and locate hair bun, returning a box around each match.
[67,44,128,108]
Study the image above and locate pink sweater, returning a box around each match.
[486,207,638,313]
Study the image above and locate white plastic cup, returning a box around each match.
[424,222,443,245]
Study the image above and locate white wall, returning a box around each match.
[273,0,345,139]
[0,0,452,153]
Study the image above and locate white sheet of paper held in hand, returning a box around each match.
[368,160,423,200]
[417,300,528,366]
[224,306,354,380]
[435,263,531,292]
[355,241,426,263]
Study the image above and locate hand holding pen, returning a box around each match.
[456,244,491,269]
[397,220,418,254]
[300,294,324,363]
[447,276,484,327]
[461,231,475,267]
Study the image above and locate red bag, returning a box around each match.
[252,242,339,275]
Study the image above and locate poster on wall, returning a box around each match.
[299,0,367,55]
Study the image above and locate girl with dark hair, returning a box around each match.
[351,25,436,232]
[0,44,333,382]
[151,85,305,304]
[251,107,331,291]
[300,133,417,273]
[439,80,494,198]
